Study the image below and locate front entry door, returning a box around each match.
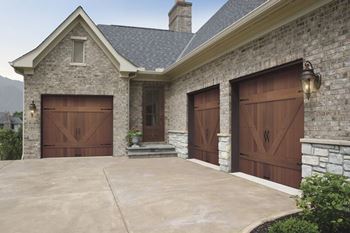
[142,86,165,142]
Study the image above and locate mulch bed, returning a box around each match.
[250,213,300,233]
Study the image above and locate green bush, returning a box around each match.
[297,173,350,233]
[0,127,22,160]
[268,217,319,233]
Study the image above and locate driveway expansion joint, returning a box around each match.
[103,168,131,233]
[0,161,14,171]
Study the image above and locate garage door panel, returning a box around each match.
[189,87,219,165]
[238,63,303,188]
[269,165,301,188]
[189,148,204,161]
[42,95,113,158]
[43,112,79,145]
[239,158,255,175]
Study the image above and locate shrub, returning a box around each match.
[297,173,350,233]
[126,129,143,146]
[0,127,22,160]
[127,129,142,138]
[268,217,319,233]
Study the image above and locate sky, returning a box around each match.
[0,0,227,81]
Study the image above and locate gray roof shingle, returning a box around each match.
[180,0,266,58]
[97,25,194,70]
[97,0,266,70]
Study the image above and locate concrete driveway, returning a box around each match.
[0,157,297,233]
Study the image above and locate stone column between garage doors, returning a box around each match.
[218,134,231,172]
[168,130,188,159]
[301,138,350,178]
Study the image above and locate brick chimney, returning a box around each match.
[168,0,192,33]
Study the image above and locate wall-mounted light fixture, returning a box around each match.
[29,100,37,117]
[301,61,322,100]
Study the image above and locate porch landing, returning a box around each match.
[127,143,177,158]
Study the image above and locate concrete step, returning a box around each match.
[127,144,177,158]
[128,151,178,159]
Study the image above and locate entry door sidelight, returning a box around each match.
[142,86,165,142]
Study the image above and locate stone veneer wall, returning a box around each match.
[167,0,350,173]
[301,140,350,177]
[23,23,129,159]
[168,131,188,159]
[218,134,231,172]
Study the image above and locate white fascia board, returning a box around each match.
[11,6,137,73]
[163,0,281,74]
[163,0,332,76]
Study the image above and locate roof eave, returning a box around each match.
[164,0,332,79]
[131,70,170,82]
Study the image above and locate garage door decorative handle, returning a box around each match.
[263,130,270,143]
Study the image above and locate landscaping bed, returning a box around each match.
[251,214,298,233]
[251,173,350,233]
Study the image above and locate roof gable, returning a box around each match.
[11,7,137,74]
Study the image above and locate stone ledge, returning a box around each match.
[217,133,231,137]
[301,138,350,146]
[168,130,188,134]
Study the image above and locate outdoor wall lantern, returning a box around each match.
[29,100,37,117]
[301,61,322,100]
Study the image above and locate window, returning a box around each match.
[72,39,85,63]
[144,89,160,126]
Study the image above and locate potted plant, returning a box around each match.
[127,129,143,147]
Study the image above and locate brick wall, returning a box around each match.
[167,0,350,172]
[23,23,129,159]
[130,81,143,132]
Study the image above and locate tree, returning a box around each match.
[0,126,22,160]
[12,111,23,121]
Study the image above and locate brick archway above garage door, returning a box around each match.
[236,63,304,188]
[42,95,113,158]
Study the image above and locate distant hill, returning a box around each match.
[0,75,23,113]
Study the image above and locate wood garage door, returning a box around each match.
[42,95,113,158]
[238,63,303,188]
[189,87,220,165]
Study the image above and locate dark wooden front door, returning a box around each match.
[189,87,220,165]
[142,86,165,142]
[238,63,304,188]
[42,95,113,158]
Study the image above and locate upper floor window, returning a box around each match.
[71,36,87,65]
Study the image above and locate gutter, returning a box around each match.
[162,0,331,78]
[163,0,282,75]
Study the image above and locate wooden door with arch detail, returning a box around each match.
[238,63,304,188]
[189,87,220,165]
[42,95,113,158]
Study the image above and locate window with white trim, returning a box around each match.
[72,39,85,64]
